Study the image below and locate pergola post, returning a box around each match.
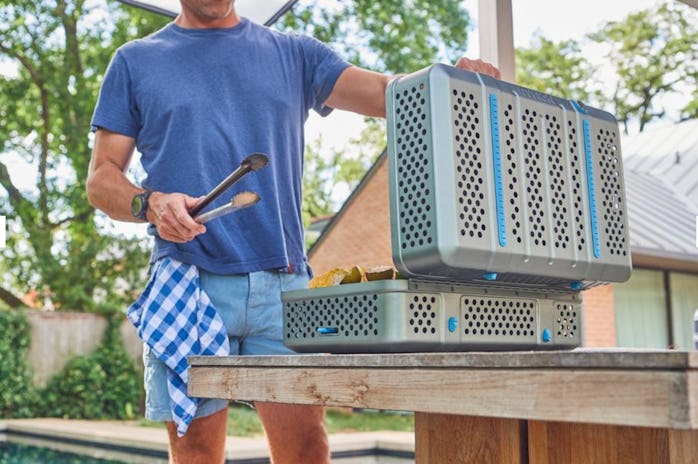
[478,0,515,82]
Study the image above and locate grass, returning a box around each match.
[138,405,414,437]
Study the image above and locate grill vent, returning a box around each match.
[546,114,569,250]
[521,108,547,249]
[451,87,488,241]
[408,294,440,335]
[284,294,379,340]
[556,303,578,339]
[395,82,435,252]
[502,102,523,243]
[462,297,536,338]
[568,120,586,253]
[596,128,627,256]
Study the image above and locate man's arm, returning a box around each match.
[325,58,502,118]
[86,128,205,243]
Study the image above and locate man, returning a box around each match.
[86,1,500,462]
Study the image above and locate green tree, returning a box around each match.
[283,0,470,74]
[0,0,169,310]
[589,1,698,133]
[515,35,599,103]
[302,137,335,227]
[682,87,698,121]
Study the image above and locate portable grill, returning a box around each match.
[284,64,632,353]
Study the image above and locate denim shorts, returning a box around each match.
[142,268,309,422]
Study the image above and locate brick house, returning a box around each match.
[309,119,698,349]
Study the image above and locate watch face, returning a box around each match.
[131,194,145,218]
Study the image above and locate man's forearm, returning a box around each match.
[86,162,145,223]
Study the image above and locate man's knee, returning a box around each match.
[256,403,330,464]
[166,407,228,464]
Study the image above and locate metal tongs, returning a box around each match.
[190,153,268,223]
[195,191,260,223]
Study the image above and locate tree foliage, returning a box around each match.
[0,0,169,310]
[282,0,470,75]
[515,2,697,133]
[589,2,698,132]
[515,35,599,103]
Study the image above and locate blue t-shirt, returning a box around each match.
[91,19,350,275]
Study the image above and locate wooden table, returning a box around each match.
[189,350,698,463]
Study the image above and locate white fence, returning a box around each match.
[26,311,142,387]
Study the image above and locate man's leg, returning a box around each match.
[255,402,330,464]
[143,343,231,463]
[165,407,228,464]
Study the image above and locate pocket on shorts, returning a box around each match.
[279,271,309,293]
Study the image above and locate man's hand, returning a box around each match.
[147,192,206,243]
[455,57,501,80]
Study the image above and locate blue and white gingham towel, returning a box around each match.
[127,257,229,436]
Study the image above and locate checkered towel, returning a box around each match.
[127,257,229,436]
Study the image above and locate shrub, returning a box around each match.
[37,315,142,420]
[0,309,35,418]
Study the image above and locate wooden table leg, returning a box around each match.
[528,421,698,464]
[415,413,527,464]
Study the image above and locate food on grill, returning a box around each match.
[308,265,399,288]
[308,268,348,288]
[365,265,397,281]
[232,190,259,207]
[341,265,366,284]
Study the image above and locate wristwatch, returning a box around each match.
[131,191,152,221]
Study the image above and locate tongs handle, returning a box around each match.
[189,153,268,217]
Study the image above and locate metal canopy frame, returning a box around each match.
[116,0,298,26]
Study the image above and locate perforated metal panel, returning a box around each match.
[596,128,627,258]
[285,293,380,340]
[555,302,579,341]
[283,280,581,353]
[408,294,440,336]
[462,297,536,340]
[452,88,489,243]
[394,80,437,253]
[387,64,632,289]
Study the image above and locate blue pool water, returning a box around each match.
[0,442,129,464]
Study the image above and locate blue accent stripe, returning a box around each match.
[571,100,588,114]
[582,119,600,259]
[489,93,506,247]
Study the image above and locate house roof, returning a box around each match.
[623,118,698,207]
[624,170,698,271]
[309,120,698,274]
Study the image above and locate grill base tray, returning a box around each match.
[284,280,581,353]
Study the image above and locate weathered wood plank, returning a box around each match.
[189,350,698,370]
[188,366,695,429]
[527,421,698,464]
[668,429,698,463]
[689,372,698,428]
[415,413,525,464]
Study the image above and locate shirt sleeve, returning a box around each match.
[297,34,351,117]
[90,50,141,137]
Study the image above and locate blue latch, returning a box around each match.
[448,317,458,333]
[317,327,339,335]
[542,328,552,343]
[483,272,498,281]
